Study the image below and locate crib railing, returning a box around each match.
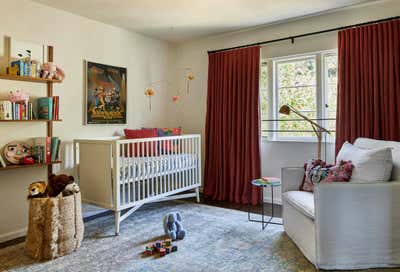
[113,134,201,209]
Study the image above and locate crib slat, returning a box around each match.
[132,144,136,202]
[122,143,126,205]
[162,141,168,193]
[126,143,131,203]
[189,139,192,186]
[145,141,148,198]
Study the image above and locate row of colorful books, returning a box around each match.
[32,137,62,164]
[9,59,41,78]
[38,96,60,120]
[0,96,60,120]
[0,100,34,120]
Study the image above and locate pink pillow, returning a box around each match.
[300,159,354,192]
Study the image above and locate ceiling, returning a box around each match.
[33,0,379,43]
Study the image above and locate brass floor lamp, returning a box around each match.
[279,104,330,160]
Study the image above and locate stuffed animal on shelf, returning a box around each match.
[47,174,75,197]
[27,181,48,199]
[40,62,65,81]
[163,212,186,241]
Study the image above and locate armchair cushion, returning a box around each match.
[337,141,393,183]
[282,191,314,220]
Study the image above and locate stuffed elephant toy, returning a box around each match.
[163,212,186,241]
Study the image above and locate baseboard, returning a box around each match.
[0,227,27,244]
[263,196,282,205]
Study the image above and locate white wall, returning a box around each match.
[0,0,177,242]
[172,0,400,204]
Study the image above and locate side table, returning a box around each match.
[248,177,283,230]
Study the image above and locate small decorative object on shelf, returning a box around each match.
[2,141,32,165]
[40,62,65,81]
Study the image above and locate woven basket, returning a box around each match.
[25,192,84,260]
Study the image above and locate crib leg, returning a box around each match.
[195,187,200,203]
[115,211,120,236]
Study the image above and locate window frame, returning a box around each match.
[262,50,337,143]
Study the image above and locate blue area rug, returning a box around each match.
[0,201,399,272]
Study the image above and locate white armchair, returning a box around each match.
[281,138,400,270]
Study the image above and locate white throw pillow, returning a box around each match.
[336,141,393,183]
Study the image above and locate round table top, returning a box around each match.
[251,177,281,187]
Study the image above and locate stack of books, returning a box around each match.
[0,100,34,120]
[37,96,60,120]
[9,59,41,78]
[32,137,61,163]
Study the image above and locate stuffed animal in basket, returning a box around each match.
[62,182,80,196]
[27,181,48,199]
[163,212,186,241]
[48,174,79,197]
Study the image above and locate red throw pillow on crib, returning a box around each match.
[124,128,158,157]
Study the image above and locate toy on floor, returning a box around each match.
[163,212,186,241]
[144,238,178,258]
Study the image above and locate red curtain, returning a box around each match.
[204,46,261,205]
[336,20,400,154]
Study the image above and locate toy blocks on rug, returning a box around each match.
[144,238,178,258]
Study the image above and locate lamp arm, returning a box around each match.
[288,105,331,134]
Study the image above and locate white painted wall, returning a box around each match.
[172,0,400,204]
[0,0,177,242]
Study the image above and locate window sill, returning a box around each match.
[261,137,335,144]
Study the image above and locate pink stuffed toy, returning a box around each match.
[41,62,65,81]
[8,90,29,102]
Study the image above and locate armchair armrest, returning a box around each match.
[281,167,304,193]
[314,181,400,268]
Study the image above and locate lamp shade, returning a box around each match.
[279,105,291,115]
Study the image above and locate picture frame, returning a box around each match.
[85,61,127,125]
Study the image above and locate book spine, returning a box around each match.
[46,137,51,163]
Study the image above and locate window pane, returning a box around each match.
[324,54,338,136]
[325,55,337,84]
[278,87,316,112]
[278,111,316,137]
[260,61,268,89]
[278,58,316,88]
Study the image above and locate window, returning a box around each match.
[260,51,337,141]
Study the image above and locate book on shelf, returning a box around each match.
[37,96,59,120]
[37,97,53,120]
[0,100,33,120]
[32,137,61,163]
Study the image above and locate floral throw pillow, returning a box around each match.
[300,159,354,192]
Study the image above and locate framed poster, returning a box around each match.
[86,61,127,124]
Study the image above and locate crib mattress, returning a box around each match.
[119,154,197,182]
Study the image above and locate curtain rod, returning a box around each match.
[207,16,400,54]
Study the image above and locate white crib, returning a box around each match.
[73,134,201,235]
